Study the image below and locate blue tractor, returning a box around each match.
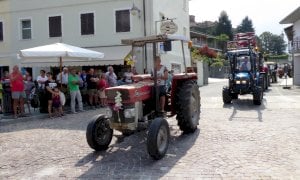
[222,47,263,105]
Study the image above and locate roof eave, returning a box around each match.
[280,6,300,24]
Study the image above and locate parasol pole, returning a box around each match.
[60,56,62,88]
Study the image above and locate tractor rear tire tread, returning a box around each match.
[176,80,200,133]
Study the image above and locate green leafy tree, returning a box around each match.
[215,11,233,40]
[271,34,286,55]
[259,32,286,55]
[191,46,226,67]
[216,34,229,52]
[259,32,273,54]
[237,16,255,33]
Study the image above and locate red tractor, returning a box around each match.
[86,34,201,160]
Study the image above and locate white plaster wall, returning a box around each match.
[1,0,145,71]
[9,0,144,50]
[0,0,14,68]
[293,19,300,37]
[196,61,204,86]
[144,0,191,73]
[1,0,191,75]
[293,19,300,85]
[294,55,300,86]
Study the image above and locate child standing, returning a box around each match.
[97,73,109,107]
[52,87,63,117]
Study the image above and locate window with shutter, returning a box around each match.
[49,16,62,37]
[81,13,94,35]
[115,10,130,33]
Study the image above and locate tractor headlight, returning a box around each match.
[241,80,247,84]
[105,108,113,118]
[236,80,241,84]
[124,108,136,118]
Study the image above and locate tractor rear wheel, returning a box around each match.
[147,118,170,160]
[86,114,113,151]
[222,86,232,104]
[176,80,200,133]
[253,87,263,105]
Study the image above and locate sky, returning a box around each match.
[189,0,300,36]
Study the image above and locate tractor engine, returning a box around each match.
[105,76,154,131]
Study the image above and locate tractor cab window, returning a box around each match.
[237,56,251,71]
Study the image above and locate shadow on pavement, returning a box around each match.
[223,97,266,122]
[75,127,200,179]
[0,109,101,133]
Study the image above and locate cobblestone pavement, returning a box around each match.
[0,80,300,179]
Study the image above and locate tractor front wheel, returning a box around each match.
[253,87,263,105]
[222,86,232,104]
[86,114,113,151]
[176,80,200,133]
[147,118,170,160]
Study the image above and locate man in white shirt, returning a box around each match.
[36,70,48,89]
[56,67,69,88]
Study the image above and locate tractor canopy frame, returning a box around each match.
[121,34,190,114]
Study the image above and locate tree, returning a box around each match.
[237,16,255,33]
[215,34,229,52]
[271,34,286,55]
[259,32,273,54]
[215,11,233,40]
[259,32,286,55]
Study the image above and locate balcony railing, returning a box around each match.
[191,38,222,51]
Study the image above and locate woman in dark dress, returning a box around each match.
[45,72,59,118]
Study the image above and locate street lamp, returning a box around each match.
[130,3,141,18]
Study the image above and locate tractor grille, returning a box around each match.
[111,105,135,124]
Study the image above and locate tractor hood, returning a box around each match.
[235,72,250,80]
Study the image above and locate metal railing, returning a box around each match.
[191,39,222,51]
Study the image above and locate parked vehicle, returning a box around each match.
[86,34,201,160]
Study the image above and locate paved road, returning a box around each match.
[1,79,300,179]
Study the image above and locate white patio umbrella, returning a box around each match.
[19,42,104,65]
[19,43,104,86]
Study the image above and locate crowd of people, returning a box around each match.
[0,58,175,119]
[0,65,139,119]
